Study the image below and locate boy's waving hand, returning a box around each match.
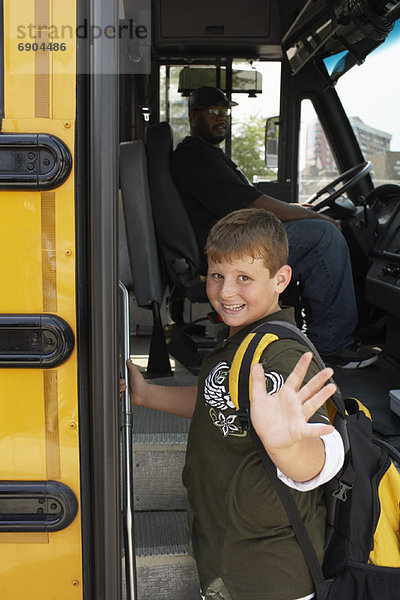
[250,352,336,482]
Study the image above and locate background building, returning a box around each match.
[370,151,400,182]
[304,116,392,175]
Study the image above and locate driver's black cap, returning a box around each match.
[188,86,238,111]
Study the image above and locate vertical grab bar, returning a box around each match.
[119,281,137,600]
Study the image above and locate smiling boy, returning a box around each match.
[127,208,344,600]
[206,242,290,336]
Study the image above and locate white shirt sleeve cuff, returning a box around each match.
[276,425,345,491]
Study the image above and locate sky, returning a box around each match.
[334,39,400,150]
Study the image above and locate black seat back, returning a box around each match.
[119,140,165,307]
[119,140,172,377]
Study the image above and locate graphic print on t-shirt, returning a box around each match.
[203,361,284,438]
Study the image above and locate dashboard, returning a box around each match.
[366,188,400,318]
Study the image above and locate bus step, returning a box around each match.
[132,406,189,511]
[133,442,187,510]
[135,510,200,600]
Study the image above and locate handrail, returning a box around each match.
[119,281,137,600]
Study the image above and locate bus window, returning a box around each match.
[298,99,339,203]
[159,60,280,181]
[331,24,400,186]
[159,64,195,147]
[230,60,280,184]
[159,64,231,148]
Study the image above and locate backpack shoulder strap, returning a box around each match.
[229,319,333,596]
[229,330,279,411]
[250,431,332,597]
[229,319,345,419]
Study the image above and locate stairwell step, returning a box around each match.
[136,562,200,600]
[135,510,200,600]
[132,406,190,511]
[132,405,190,441]
[133,444,187,510]
[135,510,189,557]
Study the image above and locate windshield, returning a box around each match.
[326,22,400,186]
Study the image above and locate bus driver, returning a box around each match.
[171,86,378,370]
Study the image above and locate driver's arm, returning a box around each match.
[250,194,340,228]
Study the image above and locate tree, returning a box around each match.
[231,114,276,182]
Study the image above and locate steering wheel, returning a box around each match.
[307,161,372,211]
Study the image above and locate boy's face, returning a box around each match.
[206,255,291,336]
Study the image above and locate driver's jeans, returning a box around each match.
[283,219,357,355]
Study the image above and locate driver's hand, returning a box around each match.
[313,211,342,231]
[300,202,342,231]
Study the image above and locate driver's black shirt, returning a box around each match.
[171,136,261,273]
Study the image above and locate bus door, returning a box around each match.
[0,0,179,597]
[0,0,124,597]
[0,0,85,597]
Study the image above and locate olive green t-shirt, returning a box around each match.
[182,307,327,600]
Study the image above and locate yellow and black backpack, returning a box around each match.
[230,319,400,600]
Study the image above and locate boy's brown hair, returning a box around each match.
[205,208,288,276]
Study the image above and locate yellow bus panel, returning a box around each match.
[0,2,82,598]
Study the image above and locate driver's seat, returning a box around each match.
[145,121,216,373]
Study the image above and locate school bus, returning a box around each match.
[0,1,399,599]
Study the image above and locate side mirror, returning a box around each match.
[265,116,279,169]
